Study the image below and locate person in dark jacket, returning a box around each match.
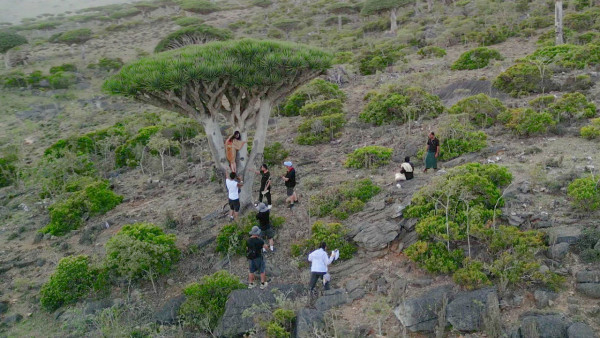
[247,226,269,289]
[256,203,275,252]
[282,161,297,209]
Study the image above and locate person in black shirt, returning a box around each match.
[424,132,440,172]
[282,161,297,209]
[256,203,275,252]
[247,226,269,289]
[254,164,271,209]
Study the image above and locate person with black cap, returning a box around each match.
[247,226,269,289]
[254,164,272,209]
[256,203,275,252]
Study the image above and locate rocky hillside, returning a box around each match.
[0,0,599,337]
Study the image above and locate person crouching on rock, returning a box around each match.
[225,131,245,174]
[256,203,275,252]
[395,156,415,182]
[247,226,269,290]
[308,242,335,294]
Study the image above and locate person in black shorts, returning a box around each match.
[254,164,271,209]
[256,203,275,252]
[247,226,269,289]
[226,172,243,220]
[282,161,297,209]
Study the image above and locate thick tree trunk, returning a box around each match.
[201,116,228,177]
[555,0,564,45]
[390,8,398,33]
[338,14,342,30]
[4,50,10,69]
[427,0,433,12]
[238,100,272,209]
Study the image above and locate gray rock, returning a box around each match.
[534,290,558,309]
[352,221,400,251]
[518,181,531,194]
[567,322,598,338]
[549,243,570,260]
[594,240,600,251]
[154,295,186,325]
[446,288,498,332]
[2,314,23,326]
[84,299,113,315]
[266,264,282,277]
[348,288,365,301]
[543,226,582,244]
[575,283,600,298]
[216,284,304,337]
[394,285,455,332]
[295,308,324,338]
[575,270,600,283]
[345,280,361,293]
[33,232,44,244]
[315,289,349,311]
[518,313,570,338]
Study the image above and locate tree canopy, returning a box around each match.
[154,24,233,53]
[0,32,28,53]
[361,0,411,15]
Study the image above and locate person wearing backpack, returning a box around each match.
[247,226,269,289]
[256,203,275,252]
[282,161,297,209]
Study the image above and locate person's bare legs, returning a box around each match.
[248,272,255,284]
[260,272,266,283]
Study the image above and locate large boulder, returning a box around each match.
[154,294,186,325]
[446,288,498,332]
[352,220,400,251]
[393,285,455,332]
[575,270,600,299]
[514,312,571,338]
[314,289,349,311]
[216,284,304,337]
[542,226,582,244]
[294,308,324,338]
[567,322,598,338]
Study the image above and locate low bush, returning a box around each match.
[332,51,353,64]
[109,8,141,20]
[580,118,600,139]
[519,15,553,30]
[252,0,273,8]
[105,222,180,281]
[291,222,356,260]
[180,0,220,14]
[564,8,600,32]
[215,213,285,256]
[179,270,245,331]
[452,259,491,290]
[526,44,600,70]
[50,63,77,74]
[115,126,161,167]
[417,46,446,58]
[48,71,76,89]
[40,255,107,311]
[360,86,444,126]
[299,99,343,117]
[471,25,515,46]
[547,92,597,123]
[154,24,232,53]
[174,16,204,26]
[280,79,346,117]
[437,118,487,161]
[345,145,392,169]
[448,93,507,127]
[567,176,600,211]
[493,62,553,97]
[356,41,405,75]
[308,178,380,219]
[498,108,556,136]
[528,95,555,111]
[1,72,27,88]
[296,113,345,145]
[0,154,18,188]
[263,142,289,167]
[361,18,389,33]
[0,31,28,53]
[572,229,600,263]
[49,28,92,44]
[451,47,503,70]
[41,179,123,236]
[27,70,46,87]
[88,57,124,72]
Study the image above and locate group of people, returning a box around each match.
[224,130,441,292]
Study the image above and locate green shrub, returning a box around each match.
[174,17,204,26]
[1,72,27,88]
[180,271,245,331]
[453,259,491,290]
[547,92,597,123]
[576,31,600,45]
[40,255,107,311]
[580,118,600,139]
[356,41,405,75]
[0,154,18,188]
[50,63,77,74]
[109,8,142,20]
[215,213,285,256]
[308,178,380,219]
[345,146,392,169]
[180,0,220,14]
[519,16,553,30]
[105,222,180,280]
[448,93,507,127]
[48,71,76,89]
[27,70,46,87]
[573,229,600,263]
[405,241,464,273]
[50,28,93,44]
[493,62,553,97]
[0,31,28,53]
[263,142,289,167]
[154,24,233,53]
[252,0,273,8]
[417,46,446,58]
[332,51,353,64]
[291,222,356,260]
[361,18,389,33]
[470,25,515,46]
[272,19,301,33]
[437,118,487,161]
[325,16,351,26]
[451,47,503,70]
[299,99,343,117]
[115,126,161,167]
[499,108,556,136]
[567,176,600,211]
[564,9,600,32]
[41,179,123,236]
[360,86,444,126]
[528,95,555,111]
[280,79,346,117]
[527,44,600,70]
[296,113,345,145]
[266,322,290,338]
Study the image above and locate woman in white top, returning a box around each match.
[396,156,414,181]
[308,242,335,292]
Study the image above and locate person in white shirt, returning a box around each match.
[226,172,243,221]
[395,156,414,182]
[308,242,335,292]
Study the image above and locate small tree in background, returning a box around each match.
[361,0,411,33]
[154,24,233,53]
[327,3,359,30]
[104,39,332,208]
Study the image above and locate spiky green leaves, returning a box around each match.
[104,39,333,97]
[154,24,233,53]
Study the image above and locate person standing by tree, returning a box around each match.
[225,131,245,174]
[247,226,269,289]
[308,242,336,294]
[254,164,271,209]
[256,203,275,252]
[282,161,297,209]
[424,132,440,172]
[226,172,243,221]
